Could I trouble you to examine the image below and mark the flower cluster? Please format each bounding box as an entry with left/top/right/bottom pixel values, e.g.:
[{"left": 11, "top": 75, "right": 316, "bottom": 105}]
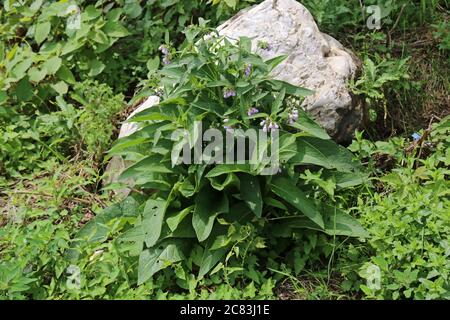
[
  {"left": 257, "top": 40, "right": 272, "bottom": 51},
  {"left": 260, "top": 118, "right": 279, "bottom": 133},
  {"left": 247, "top": 107, "right": 259, "bottom": 116},
  {"left": 223, "top": 88, "right": 237, "bottom": 99},
  {"left": 159, "top": 45, "right": 171, "bottom": 65},
  {"left": 223, "top": 118, "right": 234, "bottom": 133},
  {"left": 287, "top": 107, "right": 299, "bottom": 125},
  {"left": 154, "top": 88, "right": 164, "bottom": 97},
  {"left": 244, "top": 63, "right": 252, "bottom": 77}
]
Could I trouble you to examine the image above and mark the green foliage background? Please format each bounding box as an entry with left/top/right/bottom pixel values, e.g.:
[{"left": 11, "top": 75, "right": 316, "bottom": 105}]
[{"left": 0, "top": 0, "right": 448, "bottom": 300}]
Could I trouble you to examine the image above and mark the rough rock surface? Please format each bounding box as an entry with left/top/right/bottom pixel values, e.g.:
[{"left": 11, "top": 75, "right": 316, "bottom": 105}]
[
  {"left": 105, "top": 0, "right": 363, "bottom": 192},
  {"left": 118, "top": 96, "right": 160, "bottom": 139},
  {"left": 103, "top": 96, "right": 160, "bottom": 196},
  {"left": 217, "top": 0, "right": 362, "bottom": 142}
]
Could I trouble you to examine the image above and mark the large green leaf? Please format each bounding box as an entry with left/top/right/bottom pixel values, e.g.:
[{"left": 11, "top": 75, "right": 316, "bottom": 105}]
[
  {"left": 208, "top": 172, "right": 239, "bottom": 191},
  {"left": 271, "top": 87, "right": 285, "bottom": 115},
  {"left": 289, "top": 109, "right": 330, "bottom": 140},
  {"left": 127, "top": 103, "right": 179, "bottom": 122},
  {"left": 119, "top": 155, "right": 173, "bottom": 180},
  {"left": 166, "top": 206, "right": 194, "bottom": 232},
  {"left": 103, "top": 20, "right": 130, "bottom": 38},
  {"left": 74, "top": 196, "right": 141, "bottom": 243},
  {"left": 279, "top": 133, "right": 297, "bottom": 163},
  {"left": 142, "top": 199, "right": 167, "bottom": 247},
  {"left": 322, "top": 205, "right": 369, "bottom": 238},
  {"left": 271, "top": 205, "right": 369, "bottom": 238},
  {"left": 266, "top": 79, "right": 313, "bottom": 97},
  {"left": 198, "top": 247, "right": 227, "bottom": 280},
  {"left": 322, "top": 170, "right": 368, "bottom": 189},
  {"left": 43, "top": 56, "right": 62, "bottom": 75},
  {"left": 192, "top": 98, "right": 223, "bottom": 116},
  {"left": 271, "top": 177, "right": 324, "bottom": 228},
  {"left": 265, "top": 55, "right": 288, "bottom": 71},
  {"left": 193, "top": 187, "right": 229, "bottom": 242},
  {"left": 138, "top": 240, "right": 185, "bottom": 285},
  {"left": 205, "top": 164, "right": 252, "bottom": 178},
  {"left": 240, "top": 174, "right": 262, "bottom": 217},
  {"left": 290, "top": 137, "right": 360, "bottom": 172},
  {"left": 35, "top": 21, "right": 51, "bottom": 45},
  {"left": 11, "top": 58, "right": 33, "bottom": 80}
]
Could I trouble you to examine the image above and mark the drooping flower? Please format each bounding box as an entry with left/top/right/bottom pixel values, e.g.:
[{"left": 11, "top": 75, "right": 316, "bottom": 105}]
[
  {"left": 162, "top": 56, "right": 171, "bottom": 65},
  {"left": 155, "top": 88, "right": 164, "bottom": 97},
  {"left": 223, "top": 118, "right": 234, "bottom": 133},
  {"left": 159, "top": 45, "right": 172, "bottom": 65},
  {"left": 244, "top": 63, "right": 252, "bottom": 77},
  {"left": 247, "top": 107, "right": 259, "bottom": 116},
  {"left": 223, "top": 88, "right": 237, "bottom": 99},
  {"left": 260, "top": 118, "right": 279, "bottom": 133},
  {"left": 158, "top": 45, "right": 170, "bottom": 55},
  {"left": 287, "top": 107, "right": 299, "bottom": 124}
]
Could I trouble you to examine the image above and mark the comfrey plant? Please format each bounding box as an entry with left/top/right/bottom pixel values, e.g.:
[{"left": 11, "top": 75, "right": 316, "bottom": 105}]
[{"left": 75, "top": 27, "right": 368, "bottom": 286}]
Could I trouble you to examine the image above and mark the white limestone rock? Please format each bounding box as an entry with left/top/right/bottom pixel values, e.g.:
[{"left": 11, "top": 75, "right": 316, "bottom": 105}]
[
  {"left": 217, "top": 0, "right": 362, "bottom": 142},
  {"left": 103, "top": 96, "right": 160, "bottom": 197}
]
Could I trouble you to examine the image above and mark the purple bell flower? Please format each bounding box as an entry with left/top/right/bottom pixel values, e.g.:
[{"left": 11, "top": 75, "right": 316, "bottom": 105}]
[
  {"left": 247, "top": 107, "right": 259, "bottom": 116},
  {"left": 223, "top": 88, "right": 237, "bottom": 99},
  {"left": 287, "top": 107, "right": 299, "bottom": 124},
  {"left": 244, "top": 64, "right": 252, "bottom": 77}
]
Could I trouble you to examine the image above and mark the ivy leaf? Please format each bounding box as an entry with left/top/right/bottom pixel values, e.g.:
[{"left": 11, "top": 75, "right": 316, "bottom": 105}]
[
  {"left": 42, "top": 56, "right": 62, "bottom": 75},
  {"left": 51, "top": 81, "right": 68, "bottom": 95},
  {"left": 146, "top": 56, "right": 160, "bottom": 74},
  {"left": 193, "top": 187, "right": 229, "bottom": 242},
  {"left": 15, "top": 77, "right": 33, "bottom": 101},
  {"left": 88, "top": 59, "right": 105, "bottom": 76},
  {"left": 35, "top": 21, "right": 51, "bottom": 45},
  {"left": 271, "top": 176, "right": 324, "bottom": 229},
  {"left": 56, "top": 65, "right": 76, "bottom": 84},
  {"left": 240, "top": 174, "right": 262, "bottom": 217},
  {"left": 11, "top": 58, "right": 33, "bottom": 80},
  {"left": 28, "top": 67, "right": 47, "bottom": 83},
  {"left": 103, "top": 21, "right": 130, "bottom": 38}
]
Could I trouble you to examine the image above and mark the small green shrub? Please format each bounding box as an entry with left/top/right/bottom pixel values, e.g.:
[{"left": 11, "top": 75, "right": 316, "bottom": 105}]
[
  {"left": 348, "top": 117, "right": 450, "bottom": 299},
  {"left": 433, "top": 20, "right": 450, "bottom": 51},
  {"left": 71, "top": 80, "right": 125, "bottom": 161},
  {"left": 76, "top": 27, "right": 368, "bottom": 290},
  {"left": 350, "top": 54, "right": 410, "bottom": 123}
]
